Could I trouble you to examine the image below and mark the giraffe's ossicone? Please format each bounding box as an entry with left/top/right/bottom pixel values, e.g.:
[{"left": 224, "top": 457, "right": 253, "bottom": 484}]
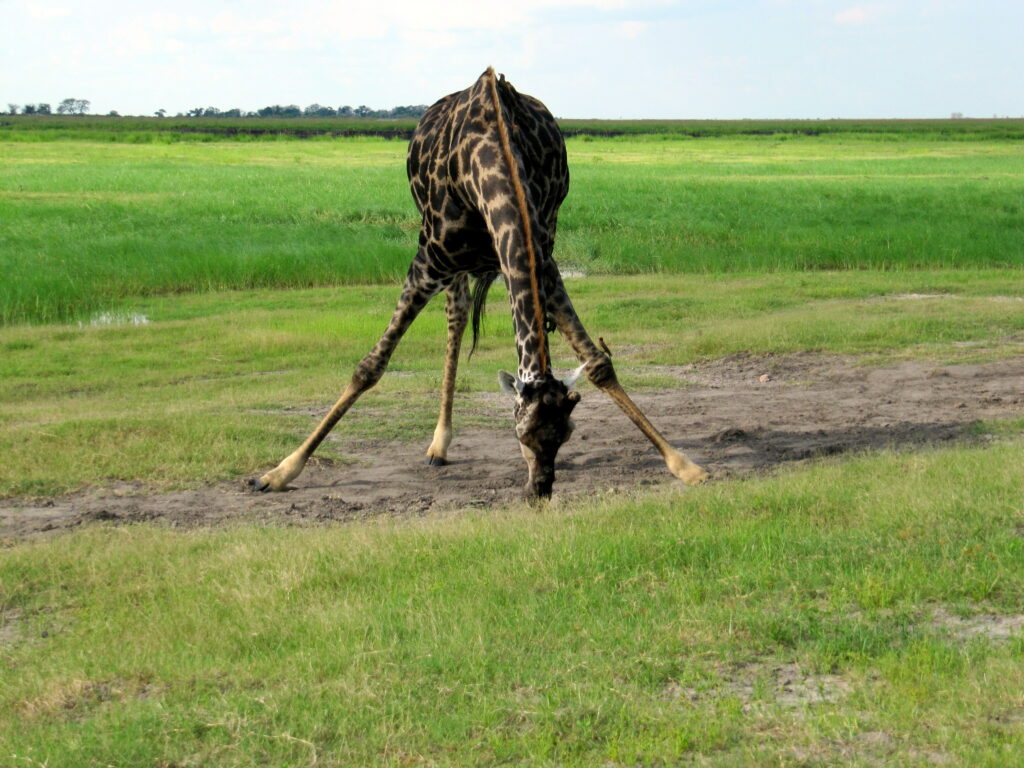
[{"left": 253, "top": 68, "right": 707, "bottom": 498}]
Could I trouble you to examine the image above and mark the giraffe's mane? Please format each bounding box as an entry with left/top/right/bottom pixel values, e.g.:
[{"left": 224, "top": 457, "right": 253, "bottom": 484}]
[{"left": 485, "top": 66, "right": 548, "bottom": 375}]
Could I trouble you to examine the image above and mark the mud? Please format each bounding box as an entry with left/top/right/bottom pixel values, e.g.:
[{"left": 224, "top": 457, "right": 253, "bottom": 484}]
[{"left": 2, "top": 353, "right": 1022, "bottom": 540}]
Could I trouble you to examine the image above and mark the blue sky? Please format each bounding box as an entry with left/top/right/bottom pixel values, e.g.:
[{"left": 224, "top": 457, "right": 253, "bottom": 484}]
[{"left": 2, "top": 0, "right": 1020, "bottom": 119}]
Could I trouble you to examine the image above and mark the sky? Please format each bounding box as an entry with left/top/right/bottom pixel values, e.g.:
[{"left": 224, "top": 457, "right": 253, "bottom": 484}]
[{"left": 2, "top": 0, "right": 1021, "bottom": 119}]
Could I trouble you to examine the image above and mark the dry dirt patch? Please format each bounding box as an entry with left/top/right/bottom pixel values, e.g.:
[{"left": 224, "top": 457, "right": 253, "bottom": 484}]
[
  {"left": 928, "top": 606, "right": 1024, "bottom": 643},
  {"left": 2, "top": 353, "right": 1022, "bottom": 539},
  {"left": 667, "top": 661, "right": 854, "bottom": 712},
  {"left": 0, "top": 611, "right": 23, "bottom": 649}
]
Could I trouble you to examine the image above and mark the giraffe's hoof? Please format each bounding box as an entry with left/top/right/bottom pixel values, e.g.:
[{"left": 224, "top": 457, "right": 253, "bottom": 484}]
[
  {"left": 250, "top": 451, "right": 306, "bottom": 492},
  {"left": 246, "top": 475, "right": 296, "bottom": 493},
  {"left": 680, "top": 464, "right": 710, "bottom": 486},
  {"left": 426, "top": 456, "right": 449, "bottom": 467},
  {"left": 665, "top": 449, "right": 709, "bottom": 486}
]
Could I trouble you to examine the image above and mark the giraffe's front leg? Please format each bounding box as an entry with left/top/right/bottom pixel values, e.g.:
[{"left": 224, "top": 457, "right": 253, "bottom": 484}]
[
  {"left": 544, "top": 265, "right": 708, "bottom": 486},
  {"left": 253, "top": 381, "right": 363, "bottom": 491},
  {"left": 426, "top": 276, "right": 470, "bottom": 466},
  {"left": 251, "top": 266, "right": 439, "bottom": 492},
  {"left": 597, "top": 370, "right": 709, "bottom": 486}
]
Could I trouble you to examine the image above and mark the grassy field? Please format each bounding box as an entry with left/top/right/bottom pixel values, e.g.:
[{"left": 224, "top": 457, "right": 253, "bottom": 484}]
[
  {"left": 2, "top": 439, "right": 1023, "bottom": 765},
  {"left": 2, "top": 129, "right": 1023, "bottom": 324},
  {"left": 2, "top": 271, "right": 1023, "bottom": 498},
  {"left": 2, "top": 125, "right": 1024, "bottom": 765}
]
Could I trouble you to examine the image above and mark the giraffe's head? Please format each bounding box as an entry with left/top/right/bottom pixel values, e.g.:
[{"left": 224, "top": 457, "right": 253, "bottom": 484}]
[{"left": 498, "top": 366, "right": 584, "bottom": 498}]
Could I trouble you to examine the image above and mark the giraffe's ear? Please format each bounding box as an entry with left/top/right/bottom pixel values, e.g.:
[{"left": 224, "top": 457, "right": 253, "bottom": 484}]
[
  {"left": 561, "top": 363, "right": 587, "bottom": 390},
  {"left": 498, "top": 370, "right": 523, "bottom": 395}
]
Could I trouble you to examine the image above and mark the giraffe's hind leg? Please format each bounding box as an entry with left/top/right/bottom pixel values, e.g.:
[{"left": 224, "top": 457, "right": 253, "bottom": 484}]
[
  {"left": 426, "top": 275, "right": 470, "bottom": 466},
  {"left": 253, "top": 267, "right": 440, "bottom": 492},
  {"left": 544, "top": 266, "right": 708, "bottom": 486}
]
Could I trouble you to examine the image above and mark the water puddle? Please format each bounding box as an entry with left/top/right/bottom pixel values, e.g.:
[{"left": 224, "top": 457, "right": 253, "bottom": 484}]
[{"left": 79, "top": 311, "right": 150, "bottom": 328}]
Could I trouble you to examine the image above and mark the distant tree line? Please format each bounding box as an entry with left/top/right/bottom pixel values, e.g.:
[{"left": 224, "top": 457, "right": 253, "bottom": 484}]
[
  {"left": 6, "top": 98, "right": 91, "bottom": 115},
  {"left": 179, "top": 103, "right": 428, "bottom": 119},
  {"left": 3, "top": 100, "right": 426, "bottom": 119}
]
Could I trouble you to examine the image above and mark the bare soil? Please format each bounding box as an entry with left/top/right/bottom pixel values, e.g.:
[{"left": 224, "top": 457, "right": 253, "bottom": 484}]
[{"left": 3, "top": 353, "right": 1022, "bottom": 540}]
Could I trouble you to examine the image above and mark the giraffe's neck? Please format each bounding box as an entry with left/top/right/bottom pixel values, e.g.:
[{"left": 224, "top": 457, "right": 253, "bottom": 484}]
[
  {"left": 511, "top": 274, "right": 550, "bottom": 382},
  {"left": 484, "top": 68, "right": 550, "bottom": 384}
]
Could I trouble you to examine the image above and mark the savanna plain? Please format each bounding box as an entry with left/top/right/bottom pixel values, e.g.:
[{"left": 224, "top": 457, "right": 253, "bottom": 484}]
[{"left": 1, "top": 119, "right": 1023, "bottom": 766}]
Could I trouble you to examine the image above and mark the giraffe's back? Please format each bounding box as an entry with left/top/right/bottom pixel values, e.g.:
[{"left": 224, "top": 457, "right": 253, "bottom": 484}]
[{"left": 406, "top": 70, "right": 569, "bottom": 281}]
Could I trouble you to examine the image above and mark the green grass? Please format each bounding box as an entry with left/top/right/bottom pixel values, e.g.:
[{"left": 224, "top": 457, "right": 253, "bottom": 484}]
[
  {"left": 3, "top": 123, "right": 1023, "bottom": 764},
  {"left": 0, "top": 139, "right": 416, "bottom": 325},
  {"left": 561, "top": 116, "right": 1024, "bottom": 139},
  {"left": 5, "top": 114, "right": 1024, "bottom": 140},
  {"left": 0, "top": 114, "right": 423, "bottom": 142},
  {"left": 2, "top": 133, "right": 1022, "bottom": 325},
  {"left": 1, "top": 271, "right": 1023, "bottom": 498},
  {"left": 2, "top": 439, "right": 1023, "bottom": 765},
  {"left": 559, "top": 135, "right": 1024, "bottom": 273}
]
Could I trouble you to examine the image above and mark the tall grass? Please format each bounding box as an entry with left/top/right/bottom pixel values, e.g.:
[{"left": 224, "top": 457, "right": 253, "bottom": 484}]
[
  {"left": 2, "top": 133, "right": 1023, "bottom": 325},
  {"left": 557, "top": 135, "right": 1024, "bottom": 273},
  {"left": 1, "top": 140, "right": 416, "bottom": 324}
]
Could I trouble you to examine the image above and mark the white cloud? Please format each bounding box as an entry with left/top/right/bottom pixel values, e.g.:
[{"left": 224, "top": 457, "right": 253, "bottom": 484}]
[
  {"left": 19, "top": 0, "right": 676, "bottom": 69},
  {"left": 617, "top": 20, "right": 649, "bottom": 39},
  {"left": 398, "top": 27, "right": 461, "bottom": 50},
  {"left": 26, "top": 3, "right": 71, "bottom": 20},
  {"left": 834, "top": 5, "right": 877, "bottom": 25}
]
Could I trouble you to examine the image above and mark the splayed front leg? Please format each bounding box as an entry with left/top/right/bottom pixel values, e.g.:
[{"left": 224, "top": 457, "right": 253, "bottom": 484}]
[
  {"left": 251, "top": 268, "right": 438, "bottom": 492},
  {"left": 251, "top": 379, "right": 363, "bottom": 492},
  {"left": 600, "top": 375, "right": 709, "bottom": 486},
  {"left": 543, "top": 266, "right": 708, "bottom": 487},
  {"left": 586, "top": 358, "right": 708, "bottom": 486}
]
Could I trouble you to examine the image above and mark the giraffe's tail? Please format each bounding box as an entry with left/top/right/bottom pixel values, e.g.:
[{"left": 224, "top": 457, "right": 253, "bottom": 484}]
[{"left": 468, "top": 270, "right": 499, "bottom": 358}]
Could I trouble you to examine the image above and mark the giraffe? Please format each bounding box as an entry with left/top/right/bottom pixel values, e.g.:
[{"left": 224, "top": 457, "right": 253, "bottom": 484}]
[{"left": 253, "top": 68, "right": 708, "bottom": 497}]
